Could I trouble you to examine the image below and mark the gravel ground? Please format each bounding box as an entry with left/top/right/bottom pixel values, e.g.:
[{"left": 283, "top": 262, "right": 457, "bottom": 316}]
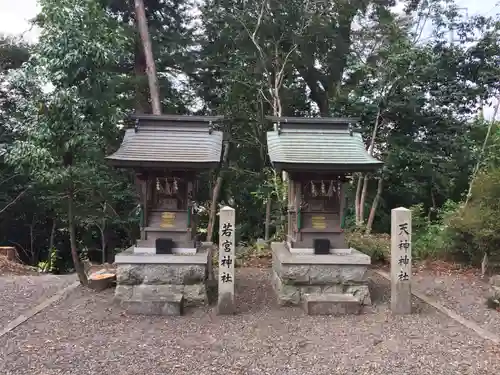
[
  {"left": 0, "top": 274, "right": 77, "bottom": 326},
  {"left": 413, "top": 266, "right": 500, "bottom": 337},
  {"left": 1, "top": 268, "right": 499, "bottom": 375}
]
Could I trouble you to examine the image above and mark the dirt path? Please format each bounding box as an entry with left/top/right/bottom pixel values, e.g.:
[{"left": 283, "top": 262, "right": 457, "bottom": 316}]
[
  {"left": 0, "top": 274, "right": 77, "bottom": 326},
  {"left": 0, "top": 268, "right": 499, "bottom": 375}
]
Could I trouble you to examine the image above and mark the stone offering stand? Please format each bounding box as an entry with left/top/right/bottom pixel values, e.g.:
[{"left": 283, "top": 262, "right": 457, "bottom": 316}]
[
  {"left": 272, "top": 243, "right": 372, "bottom": 315},
  {"left": 114, "top": 245, "right": 211, "bottom": 315}
]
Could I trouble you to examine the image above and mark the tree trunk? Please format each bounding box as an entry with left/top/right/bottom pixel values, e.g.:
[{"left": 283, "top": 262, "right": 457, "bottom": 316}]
[
  {"left": 47, "top": 218, "right": 56, "bottom": 272},
  {"left": 264, "top": 197, "right": 271, "bottom": 241},
  {"left": 358, "top": 175, "right": 369, "bottom": 226},
  {"left": 355, "top": 109, "right": 382, "bottom": 227},
  {"left": 428, "top": 187, "right": 437, "bottom": 221},
  {"left": 355, "top": 175, "right": 362, "bottom": 225},
  {"left": 49, "top": 218, "right": 56, "bottom": 250},
  {"left": 68, "top": 186, "right": 88, "bottom": 286},
  {"left": 358, "top": 109, "right": 382, "bottom": 227},
  {"left": 365, "top": 178, "right": 383, "bottom": 234},
  {"left": 134, "top": 37, "right": 149, "bottom": 113},
  {"left": 206, "top": 141, "right": 230, "bottom": 242},
  {"left": 367, "top": 109, "right": 381, "bottom": 156},
  {"left": 464, "top": 97, "right": 500, "bottom": 208},
  {"left": 99, "top": 226, "right": 106, "bottom": 264},
  {"left": 29, "top": 215, "right": 35, "bottom": 265},
  {"left": 134, "top": 0, "right": 161, "bottom": 115}
]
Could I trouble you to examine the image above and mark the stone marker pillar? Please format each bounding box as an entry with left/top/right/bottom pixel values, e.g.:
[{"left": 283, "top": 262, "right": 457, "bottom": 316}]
[
  {"left": 390, "top": 207, "right": 412, "bottom": 314},
  {"left": 217, "top": 206, "right": 236, "bottom": 314}
]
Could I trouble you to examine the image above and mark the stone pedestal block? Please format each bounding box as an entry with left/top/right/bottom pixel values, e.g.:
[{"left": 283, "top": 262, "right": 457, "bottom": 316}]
[
  {"left": 271, "top": 242, "right": 372, "bottom": 314},
  {"left": 113, "top": 247, "right": 210, "bottom": 315},
  {"left": 121, "top": 296, "right": 183, "bottom": 316},
  {"left": 302, "top": 293, "right": 363, "bottom": 316}
]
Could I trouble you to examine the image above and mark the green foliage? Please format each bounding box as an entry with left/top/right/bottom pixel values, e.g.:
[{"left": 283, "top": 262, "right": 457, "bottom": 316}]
[
  {"left": 0, "top": 0, "right": 499, "bottom": 270},
  {"left": 346, "top": 231, "right": 390, "bottom": 263},
  {"left": 348, "top": 200, "right": 462, "bottom": 263},
  {"left": 37, "top": 247, "right": 60, "bottom": 273},
  {"left": 2, "top": 0, "right": 139, "bottom": 269},
  {"left": 445, "top": 168, "right": 500, "bottom": 264},
  {"left": 410, "top": 201, "right": 459, "bottom": 260}
]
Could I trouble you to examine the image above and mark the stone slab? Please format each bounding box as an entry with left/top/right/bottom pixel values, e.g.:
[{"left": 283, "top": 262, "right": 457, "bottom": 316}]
[
  {"left": 273, "top": 257, "right": 369, "bottom": 285},
  {"left": 490, "top": 275, "right": 500, "bottom": 288},
  {"left": 487, "top": 285, "right": 500, "bottom": 300},
  {"left": 184, "top": 284, "right": 207, "bottom": 305},
  {"left": 114, "top": 285, "right": 134, "bottom": 301},
  {"left": 272, "top": 242, "right": 371, "bottom": 265},
  {"left": 302, "top": 293, "right": 362, "bottom": 316},
  {"left": 132, "top": 284, "right": 184, "bottom": 300},
  {"left": 114, "top": 284, "right": 206, "bottom": 306},
  {"left": 345, "top": 284, "right": 371, "bottom": 305},
  {"left": 133, "top": 247, "right": 197, "bottom": 255},
  {"left": 272, "top": 269, "right": 301, "bottom": 305},
  {"left": 115, "top": 246, "right": 209, "bottom": 265},
  {"left": 288, "top": 246, "right": 353, "bottom": 255},
  {"left": 120, "top": 296, "right": 183, "bottom": 316},
  {"left": 272, "top": 270, "right": 371, "bottom": 306},
  {"left": 116, "top": 263, "right": 206, "bottom": 285}
]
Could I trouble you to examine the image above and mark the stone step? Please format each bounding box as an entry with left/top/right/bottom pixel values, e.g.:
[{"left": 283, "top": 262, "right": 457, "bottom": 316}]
[
  {"left": 119, "top": 293, "right": 184, "bottom": 316},
  {"left": 302, "top": 293, "right": 362, "bottom": 316}
]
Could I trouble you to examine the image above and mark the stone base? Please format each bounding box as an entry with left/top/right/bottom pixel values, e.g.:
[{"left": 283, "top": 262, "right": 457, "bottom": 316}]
[
  {"left": 115, "top": 284, "right": 207, "bottom": 307},
  {"left": 302, "top": 293, "right": 363, "bottom": 315},
  {"left": 114, "top": 246, "right": 210, "bottom": 316},
  {"left": 121, "top": 295, "right": 183, "bottom": 316},
  {"left": 486, "top": 275, "right": 500, "bottom": 304},
  {"left": 271, "top": 242, "right": 372, "bottom": 314},
  {"left": 133, "top": 247, "right": 197, "bottom": 255}
]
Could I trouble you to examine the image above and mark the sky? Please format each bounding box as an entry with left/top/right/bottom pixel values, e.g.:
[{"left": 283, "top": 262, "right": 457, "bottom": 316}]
[
  {"left": 0, "top": 0, "right": 498, "bottom": 118},
  {"left": 1, "top": 0, "right": 498, "bottom": 43}
]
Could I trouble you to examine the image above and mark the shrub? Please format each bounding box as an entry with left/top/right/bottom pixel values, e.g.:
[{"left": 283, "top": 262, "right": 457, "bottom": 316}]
[
  {"left": 347, "top": 200, "right": 460, "bottom": 264},
  {"left": 346, "top": 230, "right": 390, "bottom": 263},
  {"left": 438, "top": 129, "right": 500, "bottom": 265},
  {"left": 410, "top": 201, "right": 459, "bottom": 260},
  {"left": 444, "top": 168, "right": 500, "bottom": 265}
]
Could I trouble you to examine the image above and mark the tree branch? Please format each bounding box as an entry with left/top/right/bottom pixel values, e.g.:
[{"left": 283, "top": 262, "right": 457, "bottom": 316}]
[{"left": 0, "top": 187, "right": 29, "bottom": 215}]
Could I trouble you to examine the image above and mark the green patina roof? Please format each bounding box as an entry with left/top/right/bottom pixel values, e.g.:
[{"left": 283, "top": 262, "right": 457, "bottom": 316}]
[
  {"left": 266, "top": 116, "right": 383, "bottom": 172},
  {"left": 106, "top": 114, "right": 224, "bottom": 169}
]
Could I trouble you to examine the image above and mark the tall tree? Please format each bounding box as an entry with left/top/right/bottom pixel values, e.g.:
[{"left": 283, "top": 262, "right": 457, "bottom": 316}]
[
  {"left": 134, "top": 0, "right": 162, "bottom": 114},
  {"left": 7, "top": 0, "right": 133, "bottom": 283}
]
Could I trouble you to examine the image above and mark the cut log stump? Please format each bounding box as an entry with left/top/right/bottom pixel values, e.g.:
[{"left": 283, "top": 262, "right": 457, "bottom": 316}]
[{"left": 88, "top": 270, "right": 116, "bottom": 292}]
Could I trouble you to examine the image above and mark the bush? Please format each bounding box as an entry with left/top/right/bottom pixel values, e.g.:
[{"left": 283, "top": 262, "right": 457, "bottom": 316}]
[
  {"left": 347, "top": 201, "right": 460, "bottom": 264},
  {"left": 444, "top": 168, "right": 500, "bottom": 264},
  {"left": 346, "top": 230, "right": 390, "bottom": 263},
  {"left": 410, "top": 201, "right": 459, "bottom": 260}
]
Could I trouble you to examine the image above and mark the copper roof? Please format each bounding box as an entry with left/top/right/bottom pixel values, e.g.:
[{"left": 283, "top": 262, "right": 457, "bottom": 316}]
[
  {"left": 106, "top": 115, "right": 224, "bottom": 169},
  {"left": 266, "top": 116, "right": 383, "bottom": 172}
]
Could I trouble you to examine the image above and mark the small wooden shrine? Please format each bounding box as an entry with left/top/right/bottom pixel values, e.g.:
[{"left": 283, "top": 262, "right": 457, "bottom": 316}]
[
  {"left": 267, "top": 116, "right": 382, "bottom": 253},
  {"left": 107, "top": 114, "right": 223, "bottom": 254},
  {"left": 106, "top": 114, "right": 224, "bottom": 316},
  {"left": 267, "top": 116, "right": 383, "bottom": 315}
]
